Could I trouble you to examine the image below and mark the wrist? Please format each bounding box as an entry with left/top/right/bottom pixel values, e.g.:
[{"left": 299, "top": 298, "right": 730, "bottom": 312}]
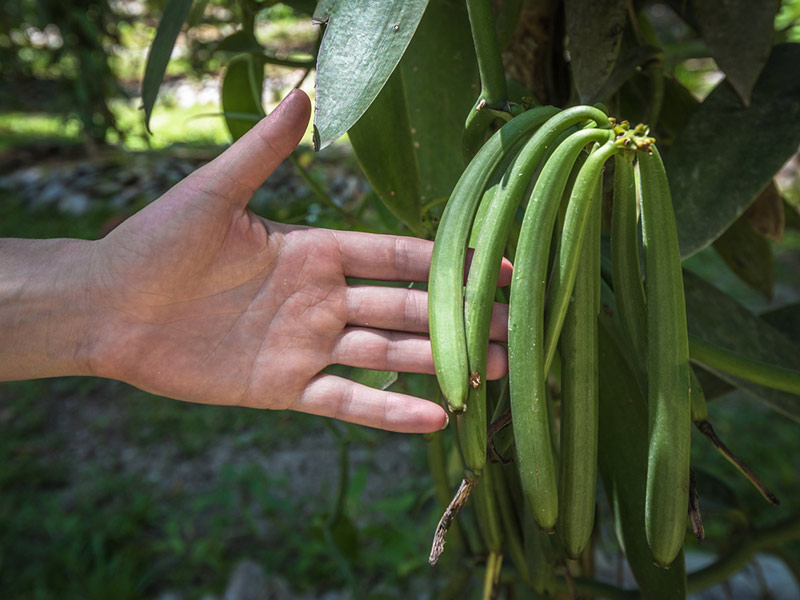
[{"left": 0, "top": 238, "right": 102, "bottom": 380}]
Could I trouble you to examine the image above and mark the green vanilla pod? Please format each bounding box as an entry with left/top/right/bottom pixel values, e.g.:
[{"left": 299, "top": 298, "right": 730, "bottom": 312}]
[
  {"left": 430, "top": 105, "right": 561, "bottom": 413},
  {"left": 542, "top": 136, "right": 619, "bottom": 375},
  {"left": 509, "top": 126, "right": 612, "bottom": 532},
  {"left": 639, "top": 147, "right": 692, "bottom": 568},
  {"left": 558, "top": 170, "right": 601, "bottom": 558},
  {"left": 430, "top": 105, "right": 609, "bottom": 414}
]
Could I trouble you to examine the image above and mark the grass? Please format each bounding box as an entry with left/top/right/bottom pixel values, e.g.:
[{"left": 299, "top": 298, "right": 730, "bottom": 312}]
[
  {"left": 0, "top": 113, "right": 84, "bottom": 151},
  {"left": 0, "top": 377, "right": 438, "bottom": 599},
  {"left": 0, "top": 102, "right": 231, "bottom": 153}
]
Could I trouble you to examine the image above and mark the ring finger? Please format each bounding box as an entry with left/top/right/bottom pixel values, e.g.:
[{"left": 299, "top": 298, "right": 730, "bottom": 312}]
[{"left": 331, "top": 327, "right": 508, "bottom": 379}]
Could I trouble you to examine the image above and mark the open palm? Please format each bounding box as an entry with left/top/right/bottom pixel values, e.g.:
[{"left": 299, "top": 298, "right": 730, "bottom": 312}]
[{"left": 87, "top": 90, "right": 508, "bottom": 433}]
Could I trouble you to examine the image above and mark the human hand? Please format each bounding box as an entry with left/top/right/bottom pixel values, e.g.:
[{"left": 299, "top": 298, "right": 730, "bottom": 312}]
[{"left": 85, "top": 90, "right": 510, "bottom": 433}]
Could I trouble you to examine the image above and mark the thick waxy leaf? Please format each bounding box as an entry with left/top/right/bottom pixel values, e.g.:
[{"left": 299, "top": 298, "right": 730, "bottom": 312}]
[
  {"left": 215, "top": 30, "right": 264, "bottom": 54},
  {"left": 312, "top": 0, "right": 428, "bottom": 151},
  {"left": 761, "top": 303, "right": 800, "bottom": 350},
  {"left": 347, "top": 70, "right": 423, "bottom": 235},
  {"left": 565, "top": 0, "right": 628, "bottom": 103},
  {"left": 346, "top": 0, "right": 477, "bottom": 233},
  {"left": 747, "top": 181, "right": 785, "bottom": 242},
  {"left": 592, "top": 44, "right": 662, "bottom": 105},
  {"left": 221, "top": 54, "right": 265, "bottom": 141},
  {"left": 787, "top": 200, "right": 800, "bottom": 231},
  {"left": 683, "top": 270, "right": 800, "bottom": 422},
  {"left": 665, "top": 44, "right": 800, "bottom": 258},
  {"left": 323, "top": 365, "right": 398, "bottom": 391},
  {"left": 618, "top": 71, "right": 698, "bottom": 144},
  {"left": 597, "top": 315, "right": 688, "bottom": 598},
  {"left": 348, "top": 367, "right": 398, "bottom": 391},
  {"left": 398, "top": 0, "right": 478, "bottom": 203},
  {"left": 712, "top": 212, "right": 774, "bottom": 300},
  {"left": 142, "top": 0, "right": 194, "bottom": 133},
  {"left": 691, "top": 0, "right": 780, "bottom": 105}
]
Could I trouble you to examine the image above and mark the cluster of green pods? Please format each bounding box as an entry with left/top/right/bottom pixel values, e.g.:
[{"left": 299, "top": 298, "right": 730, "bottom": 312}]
[{"left": 428, "top": 106, "right": 692, "bottom": 574}]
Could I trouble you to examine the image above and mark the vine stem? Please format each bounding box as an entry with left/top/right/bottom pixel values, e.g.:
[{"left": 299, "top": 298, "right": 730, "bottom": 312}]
[
  {"left": 553, "top": 576, "right": 639, "bottom": 600},
  {"left": 687, "top": 511, "right": 800, "bottom": 593},
  {"left": 466, "top": 0, "right": 508, "bottom": 109},
  {"left": 262, "top": 53, "right": 315, "bottom": 70},
  {"left": 689, "top": 337, "right": 800, "bottom": 395},
  {"left": 481, "top": 550, "right": 503, "bottom": 600}
]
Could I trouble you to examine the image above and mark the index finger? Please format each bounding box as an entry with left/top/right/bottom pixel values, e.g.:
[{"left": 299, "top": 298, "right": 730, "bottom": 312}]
[
  {"left": 332, "top": 229, "right": 514, "bottom": 285},
  {"left": 333, "top": 230, "right": 434, "bottom": 281}
]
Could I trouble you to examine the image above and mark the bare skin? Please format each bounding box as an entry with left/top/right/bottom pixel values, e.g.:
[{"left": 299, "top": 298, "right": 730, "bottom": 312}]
[{"left": 0, "top": 90, "right": 510, "bottom": 433}]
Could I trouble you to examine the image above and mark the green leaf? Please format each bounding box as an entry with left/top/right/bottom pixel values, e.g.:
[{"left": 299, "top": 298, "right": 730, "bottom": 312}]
[
  {"left": 564, "top": 0, "right": 628, "bottom": 104},
  {"left": 347, "top": 367, "right": 398, "bottom": 391},
  {"left": 760, "top": 303, "right": 800, "bottom": 349},
  {"left": 592, "top": 44, "right": 663, "bottom": 105},
  {"left": 347, "top": 69, "right": 423, "bottom": 235},
  {"left": 215, "top": 30, "right": 264, "bottom": 55},
  {"left": 746, "top": 181, "right": 785, "bottom": 242},
  {"left": 398, "top": 0, "right": 478, "bottom": 203},
  {"left": 664, "top": 44, "right": 800, "bottom": 258},
  {"left": 283, "top": 0, "right": 317, "bottom": 15},
  {"left": 597, "top": 316, "right": 688, "bottom": 599},
  {"left": 312, "top": 0, "right": 429, "bottom": 151},
  {"left": 691, "top": 0, "right": 781, "bottom": 105},
  {"left": 693, "top": 364, "right": 736, "bottom": 400},
  {"left": 787, "top": 200, "right": 800, "bottom": 231},
  {"left": 329, "top": 513, "right": 359, "bottom": 562},
  {"left": 712, "top": 212, "right": 774, "bottom": 300},
  {"left": 683, "top": 270, "right": 800, "bottom": 422},
  {"left": 141, "top": 0, "right": 194, "bottom": 133},
  {"left": 346, "top": 0, "right": 478, "bottom": 234},
  {"left": 221, "top": 54, "right": 266, "bottom": 141}
]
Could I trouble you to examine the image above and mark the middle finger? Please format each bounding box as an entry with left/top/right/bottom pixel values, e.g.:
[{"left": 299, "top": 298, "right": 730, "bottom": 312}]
[{"left": 345, "top": 285, "right": 509, "bottom": 341}]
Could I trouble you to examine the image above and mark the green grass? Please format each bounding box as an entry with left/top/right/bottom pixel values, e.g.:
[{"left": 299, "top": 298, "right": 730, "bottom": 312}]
[
  {"left": 110, "top": 100, "right": 232, "bottom": 150},
  {"left": 0, "top": 113, "right": 83, "bottom": 151},
  {"left": 0, "top": 377, "right": 437, "bottom": 599}
]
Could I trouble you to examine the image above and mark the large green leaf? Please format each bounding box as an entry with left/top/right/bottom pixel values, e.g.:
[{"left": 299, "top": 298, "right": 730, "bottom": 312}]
[
  {"left": 311, "top": 0, "right": 428, "bottom": 151},
  {"left": 215, "top": 29, "right": 264, "bottom": 55},
  {"left": 348, "top": 367, "right": 398, "bottom": 391},
  {"left": 565, "top": 0, "right": 628, "bottom": 104},
  {"left": 141, "top": 0, "right": 194, "bottom": 133},
  {"left": 347, "top": 69, "right": 423, "bottom": 235},
  {"left": 322, "top": 365, "right": 398, "bottom": 391},
  {"left": 683, "top": 270, "right": 800, "bottom": 422},
  {"left": 664, "top": 43, "right": 800, "bottom": 258},
  {"left": 761, "top": 303, "right": 800, "bottom": 349},
  {"left": 597, "top": 316, "right": 688, "bottom": 598},
  {"left": 398, "top": 0, "right": 478, "bottom": 203},
  {"left": 691, "top": 0, "right": 780, "bottom": 106},
  {"left": 345, "top": 0, "right": 478, "bottom": 233},
  {"left": 712, "top": 212, "right": 774, "bottom": 300},
  {"left": 221, "top": 54, "right": 265, "bottom": 141},
  {"left": 746, "top": 180, "right": 785, "bottom": 242}
]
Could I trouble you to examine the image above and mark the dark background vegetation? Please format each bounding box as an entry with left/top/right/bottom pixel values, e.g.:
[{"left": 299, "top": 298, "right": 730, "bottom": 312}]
[{"left": 1, "top": 1, "right": 800, "bottom": 599}]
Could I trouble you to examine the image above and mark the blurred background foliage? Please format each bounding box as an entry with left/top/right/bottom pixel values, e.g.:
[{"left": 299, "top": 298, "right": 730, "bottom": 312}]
[{"left": 1, "top": 1, "right": 800, "bottom": 599}]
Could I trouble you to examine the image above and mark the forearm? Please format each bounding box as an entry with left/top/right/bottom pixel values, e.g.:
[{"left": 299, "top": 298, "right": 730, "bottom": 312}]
[{"left": 0, "top": 238, "right": 99, "bottom": 380}]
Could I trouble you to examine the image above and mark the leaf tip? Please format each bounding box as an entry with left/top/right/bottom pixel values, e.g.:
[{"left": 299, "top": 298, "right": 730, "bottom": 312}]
[{"left": 312, "top": 124, "right": 322, "bottom": 152}]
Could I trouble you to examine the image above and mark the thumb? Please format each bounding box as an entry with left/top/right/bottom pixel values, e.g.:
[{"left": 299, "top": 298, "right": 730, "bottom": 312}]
[{"left": 205, "top": 89, "right": 312, "bottom": 201}]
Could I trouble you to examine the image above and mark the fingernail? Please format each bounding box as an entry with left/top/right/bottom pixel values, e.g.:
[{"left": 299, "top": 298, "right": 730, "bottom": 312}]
[{"left": 441, "top": 412, "right": 450, "bottom": 430}]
